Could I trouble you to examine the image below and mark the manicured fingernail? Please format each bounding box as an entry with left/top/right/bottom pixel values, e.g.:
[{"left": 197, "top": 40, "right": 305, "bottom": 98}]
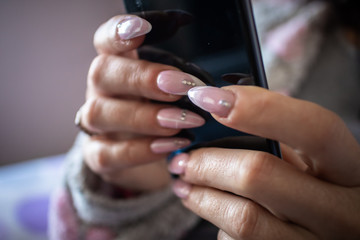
[
  {"left": 157, "top": 70, "right": 206, "bottom": 95},
  {"left": 168, "top": 153, "right": 189, "bottom": 175},
  {"left": 188, "top": 86, "right": 235, "bottom": 117},
  {"left": 150, "top": 138, "right": 191, "bottom": 154},
  {"left": 157, "top": 108, "right": 205, "bottom": 129},
  {"left": 116, "top": 16, "right": 152, "bottom": 40},
  {"left": 172, "top": 180, "right": 192, "bottom": 199}
]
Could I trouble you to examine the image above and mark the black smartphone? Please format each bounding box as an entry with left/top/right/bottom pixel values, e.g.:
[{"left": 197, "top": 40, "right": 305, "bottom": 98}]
[{"left": 124, "top": 0, "right": 282, "bottom": 158}]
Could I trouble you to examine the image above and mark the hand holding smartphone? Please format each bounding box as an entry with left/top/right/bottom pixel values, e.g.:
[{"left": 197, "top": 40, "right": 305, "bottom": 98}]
[{"left": 124, "top": 0, "right": 281, "bottom": 157}]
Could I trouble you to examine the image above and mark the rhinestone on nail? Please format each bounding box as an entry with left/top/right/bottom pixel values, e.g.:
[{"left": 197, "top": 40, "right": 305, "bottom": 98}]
[
  {"left": 182, "top": 79, "right": 196, "bottom": 87},
  {"left": 219, "top": 100, "right": 231, "bottom": 108},
  {"left": 180, "top": 110, "right": 187, "bottom": 121}
]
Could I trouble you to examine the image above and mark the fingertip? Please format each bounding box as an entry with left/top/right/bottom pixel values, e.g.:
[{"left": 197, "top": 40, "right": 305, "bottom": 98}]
[
  {"left": 187, "top": 86, "right": 235, "bottom": 118},
  {"left": 168, "top": 153, "right": 189, "bottom": 175},
  {"left": 172, "top": 179, "right": 192, "bottom": 199},
  {"left": 94, "top": 15, "right": 151, "bottom": 54},
  {"left": 116, "top": 15, "right": 152, "bottom": 40}
]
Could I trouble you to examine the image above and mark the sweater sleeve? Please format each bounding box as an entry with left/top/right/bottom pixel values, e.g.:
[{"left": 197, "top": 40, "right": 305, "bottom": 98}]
[{"left": 49, "top": 133, "right": 200, "bottom": 240}]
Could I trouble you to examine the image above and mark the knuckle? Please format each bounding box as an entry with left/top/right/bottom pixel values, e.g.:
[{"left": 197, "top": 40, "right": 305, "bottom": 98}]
[
  {"left": 239, "top": 152, "right": 275, "bottom": 191},
  {"left": 231, "top": 201, "right": 259, "bottom": 238},
  {"left": 87, "top": 54, "right": 108, "bottom": 89}
]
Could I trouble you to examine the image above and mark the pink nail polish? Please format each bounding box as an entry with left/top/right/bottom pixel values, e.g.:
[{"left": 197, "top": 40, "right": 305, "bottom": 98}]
[
  {"left": 168, "top": 153, "right": 189, "bottom": 175},
  {"left": 188, "top": 86, "right": 235, "bottom": 117},
  {"left": 150, "top": 138, "right": 191, "bottom": 154},
  {"left": 116, "top": 16, "right": 152, "bottom": 40},
  {"left": 157, "top": 108, "right": 205, "bottom": 129},
  {"left": 157, "top": 70, "right": 206, "bottom": 95},
  {"left": 172, "top": 180, "right": 192, "bottom": 199}
]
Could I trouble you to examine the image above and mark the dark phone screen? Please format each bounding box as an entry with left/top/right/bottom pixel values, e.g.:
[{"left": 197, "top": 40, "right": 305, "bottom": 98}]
[
  {"left": 125, "top": 0, "right": 250, "bottom": 82},
  {"left": 124, "top": 0, "right": 281, "bottom": 157}
]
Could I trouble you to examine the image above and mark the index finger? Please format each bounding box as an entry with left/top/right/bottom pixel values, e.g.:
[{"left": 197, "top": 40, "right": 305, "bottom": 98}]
[
  {"left": 187, "top": 86, "right": 360, "bottom": 186},
  {"left": 94, "top": 15, "right": 151, "bottom": 55}
]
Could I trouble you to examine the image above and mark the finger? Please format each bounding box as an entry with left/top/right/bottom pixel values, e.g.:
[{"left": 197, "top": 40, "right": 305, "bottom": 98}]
[
  {"left": 79, "top": 97, "right": 205, "bottom": 135},
  {"left": 88, "top": 54, "right": 203, "bottom": 101},
  {"left": 187, "top": 86, "right": 360, "bottom": 186},
  {"left": 94, "top": 15, "right": 151, "bottom": 55},
  {"left": 83, "top": 136, "right": 171, "bottom": 191},
  {"left": 103, "top": 160, "right": 171, "bottom": 191},
  {"left": 171, "top": 149, "right": 360, "bottom": 239},
  {"left": 173, "top": 183, "right": 314, "bottom": 240},
  {"left": 83, "top": 136, "right": 187, "bottom": 173}
]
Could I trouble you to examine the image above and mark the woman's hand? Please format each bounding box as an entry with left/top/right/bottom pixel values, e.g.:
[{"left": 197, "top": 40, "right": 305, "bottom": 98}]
[
  {"left": 168, "top": 86, "right": 360, "bottom": 239},
  {"left": 76, "top": 15, "right": 206, "bottom": 192}
]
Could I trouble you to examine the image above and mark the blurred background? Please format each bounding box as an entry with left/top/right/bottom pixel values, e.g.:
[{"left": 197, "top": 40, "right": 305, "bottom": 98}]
[
  {"left": 0, "top": 0, "right": 358, "bottom": 239},
  {"left": 0, "top": 0, "right": 125, "bottom": 165}
]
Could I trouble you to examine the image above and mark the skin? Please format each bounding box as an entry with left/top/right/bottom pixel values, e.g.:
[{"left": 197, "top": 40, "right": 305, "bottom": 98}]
[
  {"left": 177, "top": 87, "right": 360, "bottom": 239},
  {"left": 78, "top": 15, "right": 360, "bottom": 239},
  {"left": 81, "top": 15, "right": 180, "bottom": 191}
]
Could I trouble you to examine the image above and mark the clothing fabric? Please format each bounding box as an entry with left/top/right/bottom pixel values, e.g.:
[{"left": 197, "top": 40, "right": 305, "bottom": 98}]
[
  {"left": 49, "top": 134, "right": 200, "bottom": 240},
  {"left": 49, "top": 1, "right": 359, "bottom": 239}
]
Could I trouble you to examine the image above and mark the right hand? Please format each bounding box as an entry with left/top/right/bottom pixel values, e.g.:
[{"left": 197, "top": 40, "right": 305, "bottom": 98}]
[{"left": 77, "top": 15, "right": 206, "bottom": 192}]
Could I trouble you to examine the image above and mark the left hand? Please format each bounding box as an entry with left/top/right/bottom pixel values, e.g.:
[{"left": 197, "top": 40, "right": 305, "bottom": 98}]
[
  {"left": 77, "top": 15, "right": 206, "bottom": 192},
  {"left": 168, "top": 85, "right": 360, "bottom": 239}
]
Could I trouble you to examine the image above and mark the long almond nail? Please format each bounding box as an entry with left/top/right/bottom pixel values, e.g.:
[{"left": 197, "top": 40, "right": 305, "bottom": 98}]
[
  {"left": 157, "top": 108, "right": 205, "bottom": 129},
  {"left": 116, "top": 16, "right": 152, "bottom": 40},
  {"left": 150, "top": 138, "right": 191, "bottom": 154},
  {"left": 188, "top": 86, "right": 235, "bottom": 117},
  {"left": 157, "top": 70, "right": 206, "bottom": 95}
]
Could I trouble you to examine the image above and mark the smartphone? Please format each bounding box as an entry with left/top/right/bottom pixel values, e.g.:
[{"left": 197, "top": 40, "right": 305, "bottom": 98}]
[{"left": 124, "top": 0, "right": 282, "bottom": 158}]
